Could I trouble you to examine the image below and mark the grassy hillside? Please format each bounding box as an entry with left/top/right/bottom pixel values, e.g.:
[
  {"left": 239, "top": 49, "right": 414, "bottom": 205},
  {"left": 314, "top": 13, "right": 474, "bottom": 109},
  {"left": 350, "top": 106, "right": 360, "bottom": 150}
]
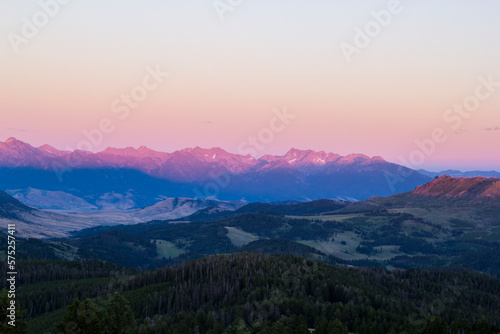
[{"left": 61, "top": 206, "right": 500, "bottom": 276}]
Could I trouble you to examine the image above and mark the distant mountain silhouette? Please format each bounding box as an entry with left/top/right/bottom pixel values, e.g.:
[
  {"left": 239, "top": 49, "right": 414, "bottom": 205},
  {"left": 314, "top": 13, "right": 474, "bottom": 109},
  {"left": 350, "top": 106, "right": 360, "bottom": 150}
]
[
  {"left": 418, "top": 169, "right": 500, "bottom": 179},
  {"left": 0, "top": 138, "right": 430, "bottom": 203}
]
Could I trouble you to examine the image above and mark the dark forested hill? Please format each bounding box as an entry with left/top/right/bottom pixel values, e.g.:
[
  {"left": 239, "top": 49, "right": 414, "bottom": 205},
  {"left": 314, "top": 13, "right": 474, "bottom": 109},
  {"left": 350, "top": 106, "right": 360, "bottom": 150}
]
[
  {"left": 0, "top": 190, "right": 34, "bottom": 219},
  {"left": 5, "top": 253, "right": 500, "bottom": 334}
]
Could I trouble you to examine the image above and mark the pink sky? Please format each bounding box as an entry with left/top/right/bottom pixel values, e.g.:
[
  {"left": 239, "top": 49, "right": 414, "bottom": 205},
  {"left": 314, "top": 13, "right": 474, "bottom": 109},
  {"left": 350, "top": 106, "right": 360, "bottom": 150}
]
[{"left": 1, "top": 1, "right": 499, "bottom": 171}]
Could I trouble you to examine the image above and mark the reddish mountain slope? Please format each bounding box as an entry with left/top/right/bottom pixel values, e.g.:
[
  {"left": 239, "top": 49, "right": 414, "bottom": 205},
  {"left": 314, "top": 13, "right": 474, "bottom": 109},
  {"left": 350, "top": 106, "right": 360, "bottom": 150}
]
[{"left": 412, "top": 175, "right": 500, "bottom": 201}]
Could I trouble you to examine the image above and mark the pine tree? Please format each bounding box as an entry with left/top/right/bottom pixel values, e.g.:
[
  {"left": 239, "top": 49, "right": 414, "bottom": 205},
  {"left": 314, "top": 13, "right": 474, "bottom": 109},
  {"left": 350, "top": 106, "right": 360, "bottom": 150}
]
[
  {"left": 105, "top": 293, "right": 136, "bottom": 334},
  {"left": 56, "top": 299, "right": 104, "bottom": 334}
]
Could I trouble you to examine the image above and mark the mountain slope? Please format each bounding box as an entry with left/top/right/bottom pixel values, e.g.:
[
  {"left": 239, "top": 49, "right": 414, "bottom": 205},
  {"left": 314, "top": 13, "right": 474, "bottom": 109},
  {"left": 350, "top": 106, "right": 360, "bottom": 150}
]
[
  {"left": 7, "top": 188, "right": 98, "bottom": 211},
  {"left": 0, "top": 191, "right": 246, "bottom": 238},
  {"left": 0, "top": 138, "right": 432, "bottom": 202},
  {"left": 175, "top": 199, "right": 349, "bottom": 222},
  {"left": 0, "top": 190, "right": 34, "bottom": 219},
  {"left": 127, "top": 197, "right": 245, "bottom": 221},
  {"left": 343, "top": 175, "right": 500, "bottom": 209},
  {"left": 411, "top": 175, "right": 500, "bottom": 202},
  {"left": 339, "top": 175, "right": 500, "bottom": 237},
  {"left": 0, "top": 190, "right": 83, "bottom": 238}
]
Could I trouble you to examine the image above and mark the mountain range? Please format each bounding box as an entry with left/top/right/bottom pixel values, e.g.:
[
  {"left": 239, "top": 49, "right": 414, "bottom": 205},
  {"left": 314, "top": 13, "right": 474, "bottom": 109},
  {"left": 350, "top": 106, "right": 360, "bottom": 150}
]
[
  {"left": 0, "top": 137, "right": 432, "bottom": 206},
  {"left": 2, "top": 138, "right": 499, "bottom": 209},
  {"left": 417, "top": 169, "right": 500, "bottom": 179}
]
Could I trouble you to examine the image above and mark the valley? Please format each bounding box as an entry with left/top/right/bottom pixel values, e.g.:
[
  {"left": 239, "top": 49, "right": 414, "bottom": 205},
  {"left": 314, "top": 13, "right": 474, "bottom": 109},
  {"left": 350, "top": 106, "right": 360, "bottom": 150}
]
[
  {"left": 2, "top": 176, "right": 500, "bottom": 277},
  {"left": 1, "top": 148, "right": 500, "bottom": 333}
]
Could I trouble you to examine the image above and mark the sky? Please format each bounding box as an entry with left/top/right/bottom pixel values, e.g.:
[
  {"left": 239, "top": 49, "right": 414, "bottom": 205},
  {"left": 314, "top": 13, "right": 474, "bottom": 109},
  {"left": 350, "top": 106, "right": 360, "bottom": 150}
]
[{"left": 1, "top": 0, "right": 499, "bottom": 171}]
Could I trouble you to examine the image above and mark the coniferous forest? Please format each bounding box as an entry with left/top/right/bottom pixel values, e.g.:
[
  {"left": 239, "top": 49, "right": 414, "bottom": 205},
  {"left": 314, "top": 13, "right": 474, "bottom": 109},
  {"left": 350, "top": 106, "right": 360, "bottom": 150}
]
[{"left": 2, "top": 253, "right": 500, "bottom": 334}]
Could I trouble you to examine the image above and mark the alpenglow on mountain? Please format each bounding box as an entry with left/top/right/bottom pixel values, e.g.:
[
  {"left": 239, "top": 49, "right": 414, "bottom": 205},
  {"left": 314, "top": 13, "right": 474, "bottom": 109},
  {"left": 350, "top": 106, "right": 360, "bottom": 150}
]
[{"left": 0, "top": 138, "right": 431, "bottom": 205}]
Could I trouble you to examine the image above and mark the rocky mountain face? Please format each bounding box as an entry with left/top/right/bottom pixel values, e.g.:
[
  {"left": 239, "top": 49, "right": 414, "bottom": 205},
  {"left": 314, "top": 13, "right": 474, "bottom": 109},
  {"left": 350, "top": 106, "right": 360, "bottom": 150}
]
[
  {"left": 412, "top": 175, "right": 500, "bottom": 202},
  {"left": 0, "top": 138, "right": 430, "bottom": 203}
]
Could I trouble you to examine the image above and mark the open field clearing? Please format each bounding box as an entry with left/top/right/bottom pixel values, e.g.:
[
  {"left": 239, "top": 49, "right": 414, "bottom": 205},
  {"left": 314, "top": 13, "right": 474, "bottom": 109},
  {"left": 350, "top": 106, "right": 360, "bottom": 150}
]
[
  {"left": 154, "top": 239, "right": 186, "bottom": 258},
  {"left": 225, "top": 227, "right": 260, "bottom": 247}
]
